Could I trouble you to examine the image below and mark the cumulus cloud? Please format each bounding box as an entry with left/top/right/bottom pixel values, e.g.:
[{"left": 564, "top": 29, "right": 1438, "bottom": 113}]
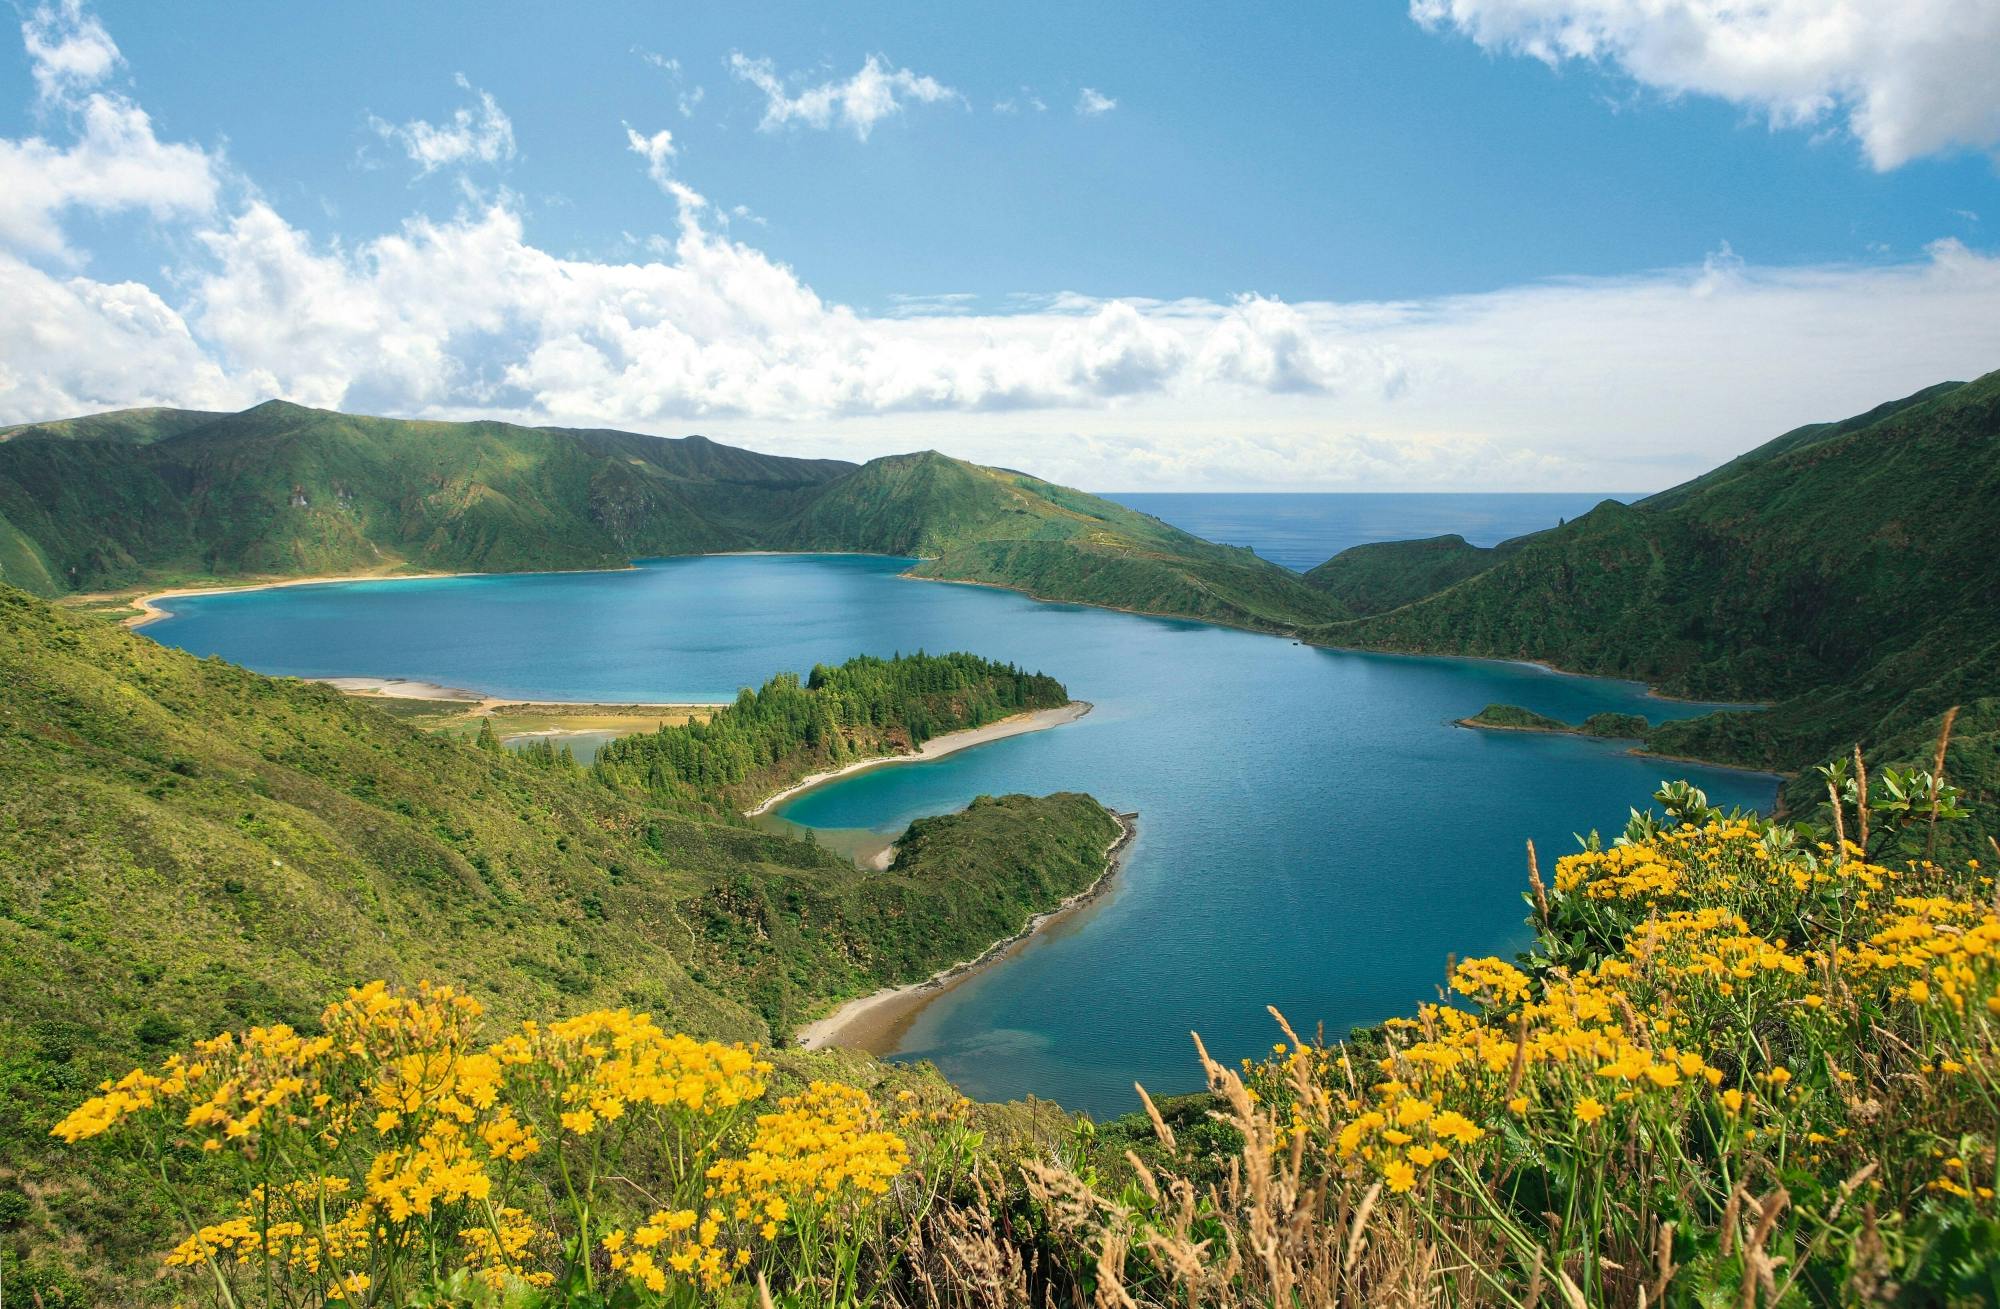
[
  {"left": 370, "top": 74, "right": 516, "bottom": 176},
  {"left": 0, "top": 252, "right": 250, "bottom": 418},
  {"left": 20, "top": 0, "right": 121, "bottom": 103},
  {"left": 0, "top": 0, "right": 219, "bottom": 261},
  {"left": 728, "top": 52, "right": 959, "bottom": 139},
  {"left": 1410, "top": 0, "right": 2000, "bottom": 169},
  {"left": 1076, "top": 87, "right": 1117, "bottom": 116}
]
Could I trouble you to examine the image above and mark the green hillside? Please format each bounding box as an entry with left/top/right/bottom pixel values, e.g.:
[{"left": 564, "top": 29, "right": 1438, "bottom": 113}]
[
  {"left": 0, "top": 582, "right": 1123, "bottom": 1296},
  {"left": 0, "top": 402, "right": 858, "bottom": 595},
  {"left": 1302, "top": 531, "right": 1522, "bottom": 616},
  {"left": 1305, "top": 371, "right": 2000, "bottom": 848},
  {"left": 0, "top": 405, "right": 229, "bottom": 445},
  {"left": 0, "top": 400, "right": 1338, "bottom": 632},
  {"left": 784, "top": 454, "right": 1339, "bottom": 628}
]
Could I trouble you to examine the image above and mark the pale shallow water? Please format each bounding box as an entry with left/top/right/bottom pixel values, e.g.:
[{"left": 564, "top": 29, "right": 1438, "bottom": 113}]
[{"left": 148, "top": 553, "right": 1772, "bottom": 1116}]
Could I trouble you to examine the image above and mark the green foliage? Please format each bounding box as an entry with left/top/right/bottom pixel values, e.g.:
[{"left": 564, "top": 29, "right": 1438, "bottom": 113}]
[
  {"left": 1460, "top": 703, "right": 1570, "bottom": 732},
  {"left": 689, "top": 793, "right": 1124, "bottom": 1033},
  {"left": 1460, "top": 703, "right": 1651, "bottom": 739},
  {"left": 593, "top": 652, "right": 1068, "bottom": 813},
  {"left": 779, "top": 454, "right": 1341, "bottom": 630},
  {"left": 1579, "top": 711, "right": 1650, "bottom": 738},
  {"left": 1302, "top": 531, "right": 1520, "bottom": 616}
]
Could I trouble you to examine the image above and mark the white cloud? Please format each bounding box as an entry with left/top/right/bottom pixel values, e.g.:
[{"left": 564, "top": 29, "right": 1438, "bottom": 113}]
[
  {"left": 0, "top": 0, "right": 217, "bottom": 261},
  {"left": 20, "top": 0, "right": 121, "bottom": 104},
  {"left": 1076, "top": 87, "right": 1118, "bottom": 116},
  {"left": 370, "top": 74, "right": 516, "bottom": 176},
  {"left": 995, "top": 88, "right": 1049, "bottom": 114},
  {"left": 0, "top": 94, "right": 219, "bottom": 260},
  {"left": 728, "top": 53, "right": 959, "bottom": 140},
  {"left": 623, "top": 124, "right": 708, "bottom": 214},
  {"left": 1410, "top": 0, "right": 2000, "bottom": 169},
  {"left": 638, "top": 50, "right": 705, "bottom": 118},
  {"left": 0, "top": 252, "right": 250, "bottom": 417}
]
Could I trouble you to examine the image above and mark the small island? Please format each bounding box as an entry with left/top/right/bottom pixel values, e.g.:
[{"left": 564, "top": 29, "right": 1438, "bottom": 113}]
[{"left": 1457, "top": 702, "right": 1650, "bottom": 739}]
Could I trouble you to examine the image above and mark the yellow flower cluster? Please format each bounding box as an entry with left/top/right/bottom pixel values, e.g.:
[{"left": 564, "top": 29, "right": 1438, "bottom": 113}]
[
  {"left": 599, "top": 1080, "right": 909, "bottom": 1297},
  {"left": 51, "top": 980, "right": 880, "bottom": 1303},
  {"left": 1304, "top": 822, "right": 2000, "bottom": 1213}
]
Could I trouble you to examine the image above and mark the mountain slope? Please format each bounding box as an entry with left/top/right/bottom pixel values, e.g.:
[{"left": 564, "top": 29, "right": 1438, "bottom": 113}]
[
  {"left": 0, "top": 402, "right": 859, "bottom": 595},
  {"left": 1302, "top": 531, "right": 1526, "bottom": 617},
  {"left": 0, "top": 400, "right": 1341, "bottom": 632},
  {"left": 787, "top": 453, "right": 1343, "bottom": 629},
  {"left": 1305, "top": 371, "right": 2000, "bottom": 847}
]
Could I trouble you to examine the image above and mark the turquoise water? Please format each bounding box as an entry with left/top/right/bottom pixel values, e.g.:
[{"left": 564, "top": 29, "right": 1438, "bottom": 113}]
[
  {"left": 1107, "top": 491, "right": 1635, "bottom": 571},
  {"left": 146, "top": 554, "right": 1773, "bottom": 1116}
]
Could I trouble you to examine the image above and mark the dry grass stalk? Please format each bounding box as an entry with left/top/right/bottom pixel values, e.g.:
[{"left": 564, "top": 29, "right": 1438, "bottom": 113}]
[
  {"left": 1852, "top": 744, "right": 1870, "bottom": 850},
  {"left": 1926, "top": 705, "right": 1960, "bottom": 859},
  {"left": 1527, "top": 839, "right": 1551, "bottom": 925},
  {"left": 1135, "top": 1083, "right": 1176, "bottom": 1153}
]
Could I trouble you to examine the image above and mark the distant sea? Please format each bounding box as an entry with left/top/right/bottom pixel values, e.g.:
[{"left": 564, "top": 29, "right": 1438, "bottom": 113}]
[{"left": 1104, "top": 492, "right": 1638, "bottom": 572}]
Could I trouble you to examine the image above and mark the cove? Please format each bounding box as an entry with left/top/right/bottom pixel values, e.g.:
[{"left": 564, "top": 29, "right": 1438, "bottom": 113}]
[{"left": 144, "top": 554, "right": 1776, "bottom": 1117}]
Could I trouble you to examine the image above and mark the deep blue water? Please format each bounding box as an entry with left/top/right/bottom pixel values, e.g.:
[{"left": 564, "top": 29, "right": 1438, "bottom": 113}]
[
  {"left": 146, "top": 554, "right": 1771, "bottom": 1117},
  {"left": 1106, "top": 492, "right": 1636, "bottom": 572}
]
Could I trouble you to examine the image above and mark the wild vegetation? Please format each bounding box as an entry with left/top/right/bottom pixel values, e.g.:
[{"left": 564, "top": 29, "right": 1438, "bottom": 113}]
[
  {"left": 592, "top": 652, "right": 1069, "bottom": 815},
  {"left": 0, "top": 586, "right": 1112, "bottom": 1302},
  {"left": 1462, "top": 703, "right": 1651, "bottom": 739},
  {"left": 1307, "top": 370, "right": 2000, "bottom": 855},
  {"left": 0, "top": 401, "right": 1336, "bottom": 631},
  {"left": 44, "top": 756, "right": 2000, "bottom": 1306},
  {"left": 782, "top": 454, "right": 1338, "bottom": 630},
  {"left": 1302, "top": 532, "right": 1506, "bottom": 617}
]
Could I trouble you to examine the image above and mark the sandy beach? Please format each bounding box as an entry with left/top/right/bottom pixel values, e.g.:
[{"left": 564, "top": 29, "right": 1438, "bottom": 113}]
[
  {"left": 318, "top": 675, "right": 487, "bottom": 701},
  {"left": 742, "top": 700, "right": 1093, "bottom": 817},
  {"left": 795, "top": 809, "right": 1136, "bottom": 1053},
  {"left": 119, "top": 570, "right": 478, "bottom": 628}
]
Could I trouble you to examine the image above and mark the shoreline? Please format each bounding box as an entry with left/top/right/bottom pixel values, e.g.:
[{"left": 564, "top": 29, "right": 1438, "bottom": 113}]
[
  {"left": 112, "top": 562, "right": 662, "bottom": 630},
  {"left": 121, "top": 570, "right": 481, "bottom": 628},
  {"left": 742, "top": 700, "right": 1093, "bottom": 818},
  {"left": 1454, "top": 713, "right": 1788, "bottom": 787},
  {"left": 795, "top": 809, "right": 1137, "bottom": 1053},
  {"left": 111, "top": 554, "right": 1783, "bottom": 786},
  {"left": 317, "top": 675, "right": 726, "bottom": 713}
]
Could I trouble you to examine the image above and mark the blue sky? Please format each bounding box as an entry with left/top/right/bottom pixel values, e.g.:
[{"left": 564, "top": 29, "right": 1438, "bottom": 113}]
[{"left": 4, "top": 0, "right": 1999, "bottom": 489}]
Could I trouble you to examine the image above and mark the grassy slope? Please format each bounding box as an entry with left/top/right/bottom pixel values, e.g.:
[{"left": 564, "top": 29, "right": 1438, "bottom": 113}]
[
  {"left": 783, "top": 452, "right": 1339, "bottom": 629},
  {"left": 1, "top": 404, "right": 1342, "bottom": 633},
  {"left": 0, "top": 584, "right": 1113, "bottom": 1294},
  {"left": 1304, "top": 372, "right": 2000, "bottom": 849},
  {"left": 694, "top": 793, "right": 1122, "bottom": 1024},
  {"left": 0, "top": 402, "right": 861, "bottom": 594},
  {"left": 0, "top": 585, "right": 1120, "bottom": 1044},
  {"left": 1302, "top": 532, "right": 1528, "bottom": 617}
]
